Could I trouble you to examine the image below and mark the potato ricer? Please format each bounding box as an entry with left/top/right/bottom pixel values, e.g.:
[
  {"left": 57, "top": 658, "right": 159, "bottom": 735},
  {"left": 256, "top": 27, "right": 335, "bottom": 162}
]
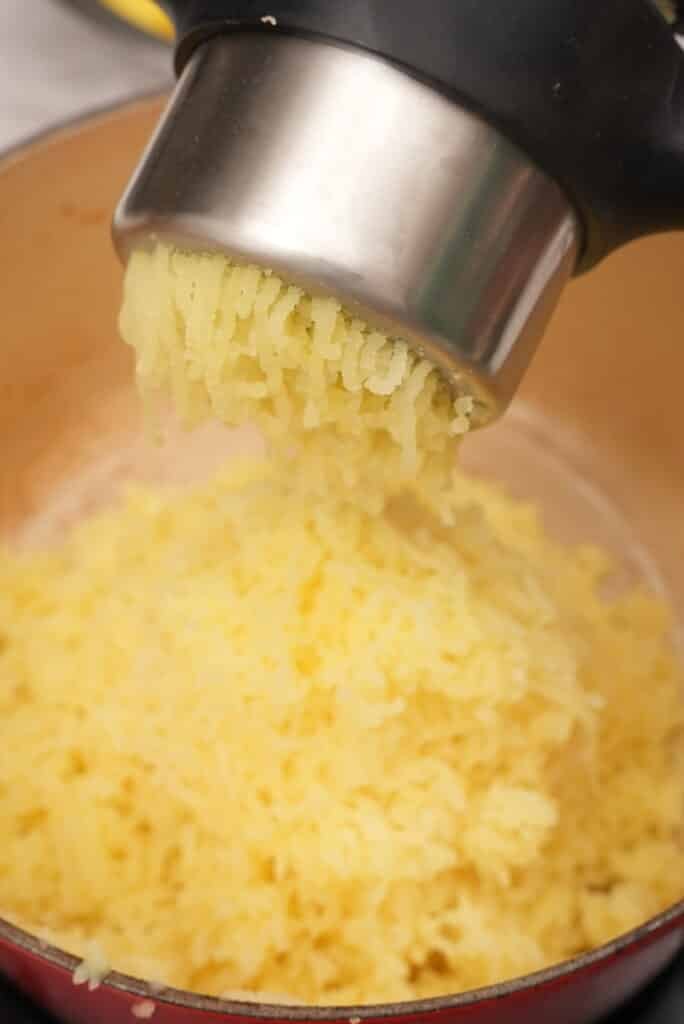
[{"left": 113, "top": 1, "right": 684, "bottom": 423}]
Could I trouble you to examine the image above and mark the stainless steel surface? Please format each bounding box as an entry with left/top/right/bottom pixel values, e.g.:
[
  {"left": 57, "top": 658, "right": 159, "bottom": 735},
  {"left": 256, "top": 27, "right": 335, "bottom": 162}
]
[{"left": 113, "top": 32, "right": 580, "bottom": 423}]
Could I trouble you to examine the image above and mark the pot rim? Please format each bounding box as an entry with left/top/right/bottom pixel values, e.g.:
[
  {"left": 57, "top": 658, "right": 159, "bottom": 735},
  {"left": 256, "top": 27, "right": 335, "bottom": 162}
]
[{"left": 0, "top": 94, "right": 682, "bottom": 1020}]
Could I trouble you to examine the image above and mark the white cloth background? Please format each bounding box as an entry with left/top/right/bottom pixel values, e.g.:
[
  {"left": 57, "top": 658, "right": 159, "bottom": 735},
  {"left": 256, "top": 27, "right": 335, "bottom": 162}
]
[{"left": 0, "top": 0, "right": 171, "bottom": 149}]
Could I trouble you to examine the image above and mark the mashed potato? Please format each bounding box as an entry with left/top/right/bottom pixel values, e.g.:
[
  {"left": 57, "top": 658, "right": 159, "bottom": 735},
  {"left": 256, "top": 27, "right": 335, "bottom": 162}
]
[{"left": 0, "top": 459, "right": 682, "bottom": 1004}]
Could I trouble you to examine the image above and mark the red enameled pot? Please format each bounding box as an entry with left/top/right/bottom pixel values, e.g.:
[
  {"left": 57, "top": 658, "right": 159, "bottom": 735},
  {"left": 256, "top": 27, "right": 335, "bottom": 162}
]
[{"left": 0, "top": 98, "right": 683, "bottom": 1024}]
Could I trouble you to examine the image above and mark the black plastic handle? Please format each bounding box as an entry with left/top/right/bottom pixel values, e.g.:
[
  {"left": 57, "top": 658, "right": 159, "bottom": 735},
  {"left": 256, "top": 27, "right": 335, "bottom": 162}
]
[{"left": 160, "top": 0, "right": 684, "bottom": 271}]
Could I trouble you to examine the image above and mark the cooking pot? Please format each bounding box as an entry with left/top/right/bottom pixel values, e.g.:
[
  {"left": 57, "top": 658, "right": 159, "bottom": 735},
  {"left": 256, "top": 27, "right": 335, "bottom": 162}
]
[{"left": 0, "top": 98, "right": 682, "bottom": 1024}]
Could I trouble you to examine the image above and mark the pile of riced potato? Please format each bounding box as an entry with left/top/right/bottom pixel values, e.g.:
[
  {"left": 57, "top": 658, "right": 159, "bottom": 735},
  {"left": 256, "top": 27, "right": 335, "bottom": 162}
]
[{"left": 0, "top": 241, "right": 682, "bottom": 1006}]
